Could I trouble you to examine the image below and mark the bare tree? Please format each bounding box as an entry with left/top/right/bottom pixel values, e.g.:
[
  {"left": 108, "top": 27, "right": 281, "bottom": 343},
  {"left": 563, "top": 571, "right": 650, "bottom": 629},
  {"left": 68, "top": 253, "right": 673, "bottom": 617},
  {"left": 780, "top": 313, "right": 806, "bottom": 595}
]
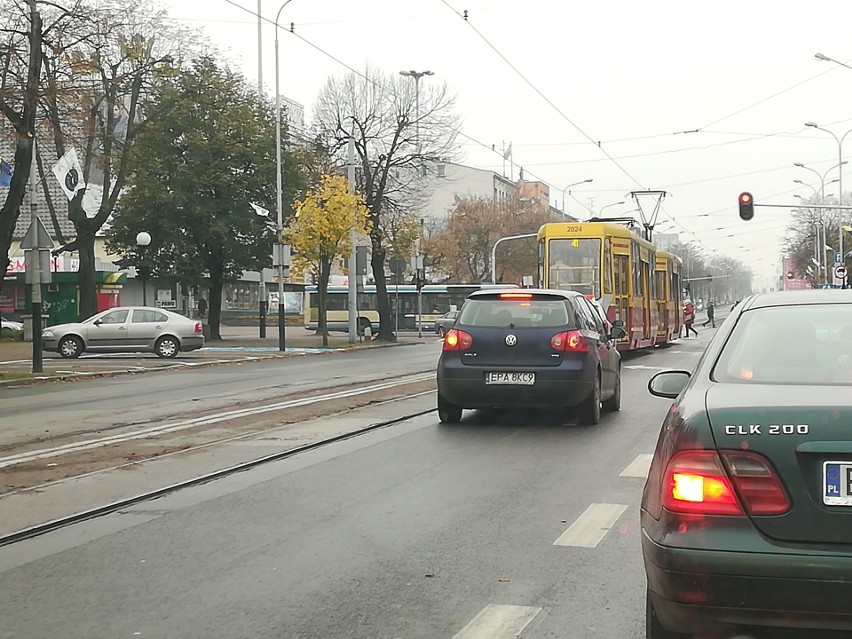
[
  {"left": 0, "top": 0, "right": 45, "bottom": 296},
  {"left": 43, "top": 0, "right": 194, "bottom": 319},
  {"left": 312, "top": 67, "right": 459, "bottom": 340}
]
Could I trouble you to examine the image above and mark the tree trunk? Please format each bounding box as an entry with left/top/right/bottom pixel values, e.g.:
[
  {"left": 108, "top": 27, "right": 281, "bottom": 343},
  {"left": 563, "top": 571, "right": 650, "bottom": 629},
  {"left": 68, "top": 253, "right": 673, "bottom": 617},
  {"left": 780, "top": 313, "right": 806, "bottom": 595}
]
[
  {"left": 370, "top": 243, "right": 394, "bottom": 341},
  {"left": 208, "top": 271, "right": 223, "bottom": 341},
  {"left": 318, "top": 253, "right": 331, "bottom": 348},
  {"left": 76, "top": 230, "right": 97, "bottom": 320}
]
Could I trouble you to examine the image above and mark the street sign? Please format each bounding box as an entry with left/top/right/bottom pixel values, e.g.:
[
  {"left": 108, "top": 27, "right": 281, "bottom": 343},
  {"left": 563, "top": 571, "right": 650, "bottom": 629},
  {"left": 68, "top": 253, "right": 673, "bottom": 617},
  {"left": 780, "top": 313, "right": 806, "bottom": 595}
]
[
  {"left": 835, "top": 253, "right": 843, "bottom": 265},
  {"left": 835, "top": 265, "right": 847, "bottom": 280},
  {"left": 389, "top": 258, "right": 406, "bottom": 275},
  {"left": 20, "top": 216, "right": 54, "bottom": 250}
]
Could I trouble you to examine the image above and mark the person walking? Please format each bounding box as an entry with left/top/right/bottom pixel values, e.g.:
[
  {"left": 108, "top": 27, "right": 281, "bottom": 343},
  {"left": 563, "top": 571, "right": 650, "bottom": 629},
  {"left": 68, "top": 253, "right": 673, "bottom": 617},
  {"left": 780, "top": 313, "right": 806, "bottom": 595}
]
[
  {"left": 683, "top": 301, "right": 698, "bottom": 337},
  {"left": 197, "top": 297, "right": 208, "bottom": 319},
  {"left": 702, "top": 301, "right": 716, "bottom": 328}
]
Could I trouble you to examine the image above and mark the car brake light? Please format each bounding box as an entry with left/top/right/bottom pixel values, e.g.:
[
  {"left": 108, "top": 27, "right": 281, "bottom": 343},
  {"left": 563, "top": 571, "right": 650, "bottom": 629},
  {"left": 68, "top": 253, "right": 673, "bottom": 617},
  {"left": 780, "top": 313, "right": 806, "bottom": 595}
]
[
  {"left": 720, "top": 451, "right": 791, "bottom": 515},
  {"left": 443, "top": 328, "right": 473, "bottom": 351},
  {"left": 663, "top": 450, "right": 743, "bottom": 515},
  {"left": 550, "top": 330, "right": 589, "bottom": 352},
  {"left": 499, "top": 292, "right": 533, "bottom": 299},
  {"left": 663, "top": 450, "right": 791, "bottom": 516},
  {"left": 194, "top": 322, "right": 203, "bottom": 334}
]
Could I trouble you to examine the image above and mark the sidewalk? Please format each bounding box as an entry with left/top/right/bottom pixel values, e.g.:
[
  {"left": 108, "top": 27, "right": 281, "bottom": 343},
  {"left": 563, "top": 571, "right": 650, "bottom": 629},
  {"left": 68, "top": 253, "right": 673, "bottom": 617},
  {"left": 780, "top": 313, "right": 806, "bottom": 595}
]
[{"left": 0, "top": 325, "right": 435, "bottom": 384}]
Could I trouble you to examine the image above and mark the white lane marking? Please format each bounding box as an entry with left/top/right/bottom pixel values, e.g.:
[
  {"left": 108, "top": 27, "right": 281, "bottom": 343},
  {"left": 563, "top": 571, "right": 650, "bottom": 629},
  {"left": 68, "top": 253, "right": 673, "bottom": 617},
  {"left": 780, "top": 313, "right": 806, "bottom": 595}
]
[
  {"left": 667, "top": 350, "right": 699, "bottom": 355},
  {"left": 553, "top": 503, "right": 628, "bottom": 548},
  {"left": 623, "top": 364, "right": 668, "bottom": 371},
  {"left": 620, "top": 454, "right": 653, "bottom": 478},
  {"left": 451, "top": 604, "right": 542, "bottom": 639},
  {"left": 0, "top": 373, "right": 434, "bottom": 469}
]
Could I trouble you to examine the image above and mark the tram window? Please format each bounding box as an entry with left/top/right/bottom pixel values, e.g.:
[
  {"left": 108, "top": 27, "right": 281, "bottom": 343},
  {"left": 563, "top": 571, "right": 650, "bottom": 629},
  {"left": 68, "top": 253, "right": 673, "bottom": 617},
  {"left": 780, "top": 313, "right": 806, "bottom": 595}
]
[{"left": 603, "top": 239, "right": 612, "bottom": 294}]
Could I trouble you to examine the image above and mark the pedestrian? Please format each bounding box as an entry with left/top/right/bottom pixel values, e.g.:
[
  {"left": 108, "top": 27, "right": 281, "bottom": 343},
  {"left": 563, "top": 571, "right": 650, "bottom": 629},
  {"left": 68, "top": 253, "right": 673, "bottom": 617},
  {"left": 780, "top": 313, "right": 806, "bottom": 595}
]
[
  {"left": 197, "top": 297, "right": 208, "bottom": 319},
  {"left": 683, "top": 301, "right": 698, "bottom": 337},
  {"left": 702, "top": 301, "right": 716, "bottom": 328}
]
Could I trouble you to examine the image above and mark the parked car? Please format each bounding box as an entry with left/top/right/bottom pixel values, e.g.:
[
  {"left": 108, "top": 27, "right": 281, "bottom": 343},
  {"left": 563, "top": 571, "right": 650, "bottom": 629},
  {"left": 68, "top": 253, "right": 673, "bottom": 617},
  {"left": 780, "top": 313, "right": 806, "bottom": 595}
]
[
  {"left": 436, "top": 289, "right": 625, "bottom": 425},
  {"left": 1, "top": 316, "right": 23, "bottom": 332},
  {"left": 433, "top": 310, "right": 460, "bottom": 336},
  {"left": 42, "top": 306, "right": 205, "bottom": 359},
  {"left": 643, "top": 290, "right": 852, "bottom": 638}
]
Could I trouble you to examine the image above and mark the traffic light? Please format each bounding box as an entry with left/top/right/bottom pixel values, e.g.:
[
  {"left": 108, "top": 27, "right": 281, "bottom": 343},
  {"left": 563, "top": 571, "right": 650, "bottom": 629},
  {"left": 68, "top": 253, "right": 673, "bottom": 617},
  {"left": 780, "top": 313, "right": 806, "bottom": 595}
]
[{"left": 738, "top": 192, "right": 754, "bottom": 221}]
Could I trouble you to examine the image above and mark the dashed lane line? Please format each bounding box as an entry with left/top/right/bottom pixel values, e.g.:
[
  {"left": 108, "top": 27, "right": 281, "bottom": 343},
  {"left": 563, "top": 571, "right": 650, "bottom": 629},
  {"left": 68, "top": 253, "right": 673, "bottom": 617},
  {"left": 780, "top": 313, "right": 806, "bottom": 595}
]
[
  {"left": 553, "top": 503, "right": 628, "bottom": 548},
  {"left": 620, "top": 454, "right": 653, "bottom": 478},
  {"left": 451, "top": 604, "right": 542, "bottom": 639}
]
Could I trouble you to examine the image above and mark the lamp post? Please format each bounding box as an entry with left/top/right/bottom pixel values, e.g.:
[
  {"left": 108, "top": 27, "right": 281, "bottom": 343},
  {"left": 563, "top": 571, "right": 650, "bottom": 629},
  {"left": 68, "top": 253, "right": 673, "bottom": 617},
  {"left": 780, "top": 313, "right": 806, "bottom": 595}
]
[
  {"left": 804, "top": 122, "right": 852, "bottom": 280},
  {"left": 273, "top": 0, "right": 296, "bottom": 351},
  {"left": 136, "top": 231, "right": 151, "bottom": 306},
  {"left": 815, "top": 52, "right": 852, "bottom": 72},
  {"left": 560, "top": 178, "right": 593, "bottom": 213},
  {"left": 599, "top": 200, "right": 625, "bottom": 216},
  {"left": 399, "top": 70, "right": 434, "bottom": 153},
  {"left": 794, "top": 194, "right": 828, "bottom": 284}
]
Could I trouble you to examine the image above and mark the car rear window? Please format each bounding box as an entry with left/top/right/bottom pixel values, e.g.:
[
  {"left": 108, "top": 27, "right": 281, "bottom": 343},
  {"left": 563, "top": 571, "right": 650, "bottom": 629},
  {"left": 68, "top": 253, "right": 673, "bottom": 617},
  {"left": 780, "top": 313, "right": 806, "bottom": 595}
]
[
  {"left": 457, "top": 296, "right": 574, "bottom": 328},
  {"left": 714, "top": 304, "right": 852, "bottom": 385}
]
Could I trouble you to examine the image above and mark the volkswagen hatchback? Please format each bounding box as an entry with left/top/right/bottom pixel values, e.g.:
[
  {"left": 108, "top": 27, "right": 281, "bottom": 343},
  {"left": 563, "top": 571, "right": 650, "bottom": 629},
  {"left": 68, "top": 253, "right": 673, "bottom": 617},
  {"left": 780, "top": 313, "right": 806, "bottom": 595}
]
[
  {"left": 643, "top": 290, "right": 852, "bottom": 638},
  {"left": 436, "top": 289, "right": 625, "bottom": 425}
]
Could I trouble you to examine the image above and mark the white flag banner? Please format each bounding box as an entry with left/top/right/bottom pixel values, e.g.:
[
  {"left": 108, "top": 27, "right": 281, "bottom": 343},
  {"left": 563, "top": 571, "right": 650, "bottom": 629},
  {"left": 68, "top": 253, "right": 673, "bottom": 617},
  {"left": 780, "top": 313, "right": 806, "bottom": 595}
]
[
  {"left": 52, "top": 148, "right": 86, "bottom": 200},
  {"left": 81, "top": 183, "right": 103, "bottom": 219},
  {"left": 250, "top": 202, "right": 270, "bottom": 217}
]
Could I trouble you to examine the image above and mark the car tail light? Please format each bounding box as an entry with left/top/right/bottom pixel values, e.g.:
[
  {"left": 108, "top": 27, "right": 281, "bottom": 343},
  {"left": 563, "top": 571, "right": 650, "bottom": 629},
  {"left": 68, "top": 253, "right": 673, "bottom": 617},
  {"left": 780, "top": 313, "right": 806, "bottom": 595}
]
[
  {"left": 550, "top": 330, "right": 589, "bottom": 352},
  {"left": 194, "top": 322, "right": 203, "bottom": 334},
  {"left": 443, "top": 328, "right": 473, "bottom": 351},
  {"left": 720, "top": 451, "right": 791, "bottom": 515},
  {"left": 663, "top": 450, "right": 743, "bottom": 515},
  {"left": 663, "top": 450, "right": 791, "bottom": 516}
]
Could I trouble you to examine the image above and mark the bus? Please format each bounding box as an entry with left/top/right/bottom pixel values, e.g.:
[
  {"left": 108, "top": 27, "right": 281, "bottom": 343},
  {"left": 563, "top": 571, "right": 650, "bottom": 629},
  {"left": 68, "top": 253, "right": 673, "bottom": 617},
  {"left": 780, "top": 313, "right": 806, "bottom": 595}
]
[
  {"left": 304, "top": 284, "right": 516, "bottom": 333},
  {"left": 655, "top": 251, "right": 683, "bottom": 344},
  {"left": 537, "top": 220, "right": 681, "bottom": 351}
]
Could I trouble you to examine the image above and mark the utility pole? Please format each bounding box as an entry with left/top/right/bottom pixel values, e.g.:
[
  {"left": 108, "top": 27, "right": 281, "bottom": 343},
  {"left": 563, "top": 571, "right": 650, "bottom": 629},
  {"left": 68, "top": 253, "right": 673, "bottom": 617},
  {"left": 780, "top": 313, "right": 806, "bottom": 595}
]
[
  {"left": 257, "top": 0, "right": 267, "bottom": 337},
  {"left": 347, "top": 136, "right": 358, "bottom": 343}
]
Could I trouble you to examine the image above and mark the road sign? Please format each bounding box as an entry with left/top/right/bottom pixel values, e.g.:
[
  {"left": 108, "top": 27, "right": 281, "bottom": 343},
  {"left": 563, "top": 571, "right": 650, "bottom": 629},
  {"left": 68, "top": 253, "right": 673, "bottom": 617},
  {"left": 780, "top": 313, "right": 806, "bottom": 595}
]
[
  {"left": 20, "top": 216, "right": 54, "bottom": 250},
  {"left": 389, "top": 258, "right": 406, "bottom": 275},
  {"left": 836, "top": 253, "right": 843, "bottom": 265},
  {"left": 835, "top": 265, "right": 847, "bottom": 280}
]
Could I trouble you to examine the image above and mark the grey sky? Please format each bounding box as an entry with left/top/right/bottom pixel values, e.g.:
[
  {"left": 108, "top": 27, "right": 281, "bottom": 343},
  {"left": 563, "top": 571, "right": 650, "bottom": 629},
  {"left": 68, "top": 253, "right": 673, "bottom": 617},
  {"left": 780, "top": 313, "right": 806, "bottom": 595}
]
[{"left": 163, "top": 0, "right": 852, "bottom": 282}]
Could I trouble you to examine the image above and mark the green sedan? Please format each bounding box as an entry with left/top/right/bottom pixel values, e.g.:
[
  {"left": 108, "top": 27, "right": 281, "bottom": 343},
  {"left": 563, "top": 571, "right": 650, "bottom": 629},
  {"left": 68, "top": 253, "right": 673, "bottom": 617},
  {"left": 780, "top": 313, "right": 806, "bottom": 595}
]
[{"left": 643, "top": 290, "right": 852, "bottom": 638}]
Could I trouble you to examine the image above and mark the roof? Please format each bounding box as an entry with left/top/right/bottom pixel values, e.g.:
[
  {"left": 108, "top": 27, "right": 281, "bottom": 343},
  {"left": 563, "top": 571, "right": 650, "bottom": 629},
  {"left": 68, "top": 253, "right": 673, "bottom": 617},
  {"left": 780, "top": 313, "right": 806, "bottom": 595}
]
[
  {"left": 744, "top": 289, "right": 852, "bottom": 310},
  {"left": 538, "top": 220, "right": 655, "bottom": 249}
]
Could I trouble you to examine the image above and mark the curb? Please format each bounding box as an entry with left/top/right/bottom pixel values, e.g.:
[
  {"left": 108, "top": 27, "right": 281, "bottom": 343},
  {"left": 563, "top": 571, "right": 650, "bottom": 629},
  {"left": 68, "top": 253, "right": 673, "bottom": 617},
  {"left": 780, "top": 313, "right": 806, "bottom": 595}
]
[{"left": 0, "top": 340, "right": 428, "bottom": 389}]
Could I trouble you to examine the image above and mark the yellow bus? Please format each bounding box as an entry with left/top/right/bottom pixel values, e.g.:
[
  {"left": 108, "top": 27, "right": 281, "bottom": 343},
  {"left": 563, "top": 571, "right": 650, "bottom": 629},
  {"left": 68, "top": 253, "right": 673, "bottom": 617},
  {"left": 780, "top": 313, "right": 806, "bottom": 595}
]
[{"left": 537, "top": 220, "right": 677, "bottom": 351}]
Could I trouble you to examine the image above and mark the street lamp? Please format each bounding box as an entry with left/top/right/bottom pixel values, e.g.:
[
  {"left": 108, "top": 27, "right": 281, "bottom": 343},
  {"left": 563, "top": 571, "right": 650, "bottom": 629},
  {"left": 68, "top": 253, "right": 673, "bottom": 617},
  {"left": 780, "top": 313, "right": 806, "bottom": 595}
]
[
  {"left": 815, "top": 52, "right": 852, "bottom": 73},
  {"left": 560, "top": 178, "right": 593, "bottom": 213},
  {"left": 804, "top": 122, "right": 852, "bottom": 272},
  {"left": 136, "top": 231, "right": 151, "bottom": 306},
  {"left": 600, "top": 200, "right": 625, "bottom": 216},
  {"left": 273, "top": 0, "right": 297, "bottom": 352},
  {"left": 399, "top": 70, "right": 434, "bottom": 153},
  {"left": 399, "top": 70, "right": 434, "bottom": 338}
]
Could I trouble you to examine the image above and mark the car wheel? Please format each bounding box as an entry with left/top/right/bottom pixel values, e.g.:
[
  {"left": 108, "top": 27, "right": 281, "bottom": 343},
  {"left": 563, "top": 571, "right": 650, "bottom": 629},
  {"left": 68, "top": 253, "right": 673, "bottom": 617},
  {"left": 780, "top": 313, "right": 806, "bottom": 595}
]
[
  {"left": 602, "top": 365, "right": 621, "bottom": 412},
  {"left": 438, "top": 393, "right": 463, "bottom": 424},
  {"left": 577, "top": 373, "right": 601, "bottom": 425},
  {"left": 58, "top": 336, "right": 83, "bottom": 359},
  {"left": 155, "top": 335, "right": 180, "bottom": 359},
  {"left": 646, "top": 591, "right": 689, "bottom": 639}
]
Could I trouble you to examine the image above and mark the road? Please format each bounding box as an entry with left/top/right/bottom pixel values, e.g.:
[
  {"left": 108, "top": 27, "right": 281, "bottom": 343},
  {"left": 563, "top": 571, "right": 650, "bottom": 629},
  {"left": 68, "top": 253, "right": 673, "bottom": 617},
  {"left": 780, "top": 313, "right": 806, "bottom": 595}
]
[
  {"left": 0, "top": 333, "right": 710, "bottom": 639},
  {"left": 0, "top": 341, "right": 441, "bottom": 446}
]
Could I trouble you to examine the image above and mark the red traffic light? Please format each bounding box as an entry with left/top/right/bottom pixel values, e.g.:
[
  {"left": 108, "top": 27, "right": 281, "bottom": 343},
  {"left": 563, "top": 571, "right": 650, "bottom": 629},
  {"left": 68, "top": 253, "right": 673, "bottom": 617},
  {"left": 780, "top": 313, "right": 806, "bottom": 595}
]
[{"left": 738, "top": 191, "right": 754, "bottom": 221}]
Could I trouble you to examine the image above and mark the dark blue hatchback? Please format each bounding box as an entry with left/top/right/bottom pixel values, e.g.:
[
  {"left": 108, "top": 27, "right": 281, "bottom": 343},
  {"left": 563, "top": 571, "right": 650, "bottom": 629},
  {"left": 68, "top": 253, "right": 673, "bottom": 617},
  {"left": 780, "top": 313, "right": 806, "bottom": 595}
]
[{"left": 436, "top": 289, "right": 624, "bottom": 425}]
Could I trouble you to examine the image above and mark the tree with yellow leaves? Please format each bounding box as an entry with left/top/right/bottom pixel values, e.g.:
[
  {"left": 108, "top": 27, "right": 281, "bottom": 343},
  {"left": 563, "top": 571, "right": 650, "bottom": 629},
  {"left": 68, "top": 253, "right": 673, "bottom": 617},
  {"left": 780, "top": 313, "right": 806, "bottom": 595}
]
[{"left": 288, "top": 174, "right": 370, "bottom": 346}]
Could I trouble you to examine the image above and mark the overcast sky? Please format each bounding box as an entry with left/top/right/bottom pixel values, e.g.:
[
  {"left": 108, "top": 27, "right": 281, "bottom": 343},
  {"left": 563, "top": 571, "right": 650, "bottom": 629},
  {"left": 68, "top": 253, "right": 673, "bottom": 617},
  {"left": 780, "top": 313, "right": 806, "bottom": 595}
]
[{"left": 162, "top": 0, "right": 852, "bottom": 282}]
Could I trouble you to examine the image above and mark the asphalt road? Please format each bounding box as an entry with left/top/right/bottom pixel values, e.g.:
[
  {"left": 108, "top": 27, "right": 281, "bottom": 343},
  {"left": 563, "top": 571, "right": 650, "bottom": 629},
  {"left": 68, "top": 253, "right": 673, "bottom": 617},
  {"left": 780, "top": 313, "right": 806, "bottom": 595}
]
[
  {"left": 0, "top": 341, "right": 441, "bottom": 446},
  {"left": 0, "top": 334, "right": 710, "bottom": 639}
]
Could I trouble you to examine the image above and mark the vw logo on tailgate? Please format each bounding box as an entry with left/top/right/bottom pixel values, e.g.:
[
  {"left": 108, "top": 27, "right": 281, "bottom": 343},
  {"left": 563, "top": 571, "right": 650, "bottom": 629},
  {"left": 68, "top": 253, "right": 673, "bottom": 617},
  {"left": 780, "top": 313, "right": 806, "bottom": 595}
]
[{"left": 505, "top": 334, "right": 518, "bottom": 346}]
